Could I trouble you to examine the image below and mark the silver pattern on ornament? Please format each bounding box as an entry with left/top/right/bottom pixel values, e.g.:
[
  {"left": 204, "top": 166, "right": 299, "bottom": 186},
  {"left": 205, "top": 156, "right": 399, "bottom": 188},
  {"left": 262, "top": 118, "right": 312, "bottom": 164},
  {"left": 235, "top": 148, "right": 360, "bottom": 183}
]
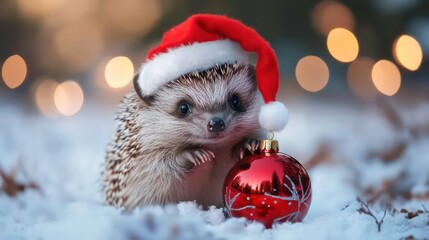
[
  {"left": 264, "top": 175, "right": 311, "bottom": 223},
  {"left": 224, "top": 174, "right": 310, "bottom": 224},
  {"left": 224, "top": 187, "right": 256, "bottom": 216}
]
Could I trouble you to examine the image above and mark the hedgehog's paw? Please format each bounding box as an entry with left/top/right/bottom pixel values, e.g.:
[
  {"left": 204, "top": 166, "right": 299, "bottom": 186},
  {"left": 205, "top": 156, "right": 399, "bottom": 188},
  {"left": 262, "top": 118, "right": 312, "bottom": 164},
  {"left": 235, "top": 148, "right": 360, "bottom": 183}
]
[
  {"left": 237, "top": 139, "right": 259, "bottom": 159},
  {"left": 187, "top": 149, "right": 215, "bottom": 166},
  {"left": 244, "top": 139, "right": 259, "bottom": 153}
]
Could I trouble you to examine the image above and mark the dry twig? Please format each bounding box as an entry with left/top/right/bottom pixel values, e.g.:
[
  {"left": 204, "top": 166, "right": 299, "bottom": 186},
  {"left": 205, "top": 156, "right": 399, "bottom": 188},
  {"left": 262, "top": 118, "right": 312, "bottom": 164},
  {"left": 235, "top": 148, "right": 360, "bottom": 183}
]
[
  {"left": 305, "top": 143, "right": 335, "bottom": 169},
  {"left": 399, "top": 208, "right": 425, "bottom": 219},
  {"left": 376, "top": 98, "right": 404, "bottom": 131},
  {"left": 357, "top": 197, "right": 388, "bottom": 232},
  {"left": 422, "top": 204, "right": 428, "bottom": 213},
  {"left": 374, "top": 98, "right": 408, "bottom": 162},
  {"left": 0, "top": 167, "right": 39, "bottom": 197}
]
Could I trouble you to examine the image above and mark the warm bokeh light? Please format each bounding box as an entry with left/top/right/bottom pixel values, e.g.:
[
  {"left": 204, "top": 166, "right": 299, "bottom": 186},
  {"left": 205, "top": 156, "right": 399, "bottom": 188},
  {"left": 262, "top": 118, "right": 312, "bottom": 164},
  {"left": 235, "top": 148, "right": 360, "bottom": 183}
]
[
  {"left": 104, "top": 0, "right": 161, "bottom": 37},
  {"left": 53, "top": 21, "right": 103, "bottom": 73},
  {"left": 1, "top": 54, "right": 27, "bottom": 89},
  {"left": 371, "top": 60, "right": 401, "bottom": 96},
  {"left": 35, "top": 79, "right": 59, "bottom": 117},
  {"left": 393, "top": 35, "right": 423, "bottom": 71},
  {"left": 105, "top": 56, "right": 134, "bottom": 88},
  {"left": 327, "top": 28, "right": 359, "bottom": 63},
  {"left": 54, "top": 81, "right": 84, "bottom": 116},
  {"left": 17, "top": 0, "right": 65, "bottom": 17},
  {"left": 347, "top": 57, "right": 378, "bottom": 100},
  {"left": 295, "top": 56, "right": 330, "bottom": 92},
  {"left": 311, "top": 0, "right": 355, "bottom": 35}
]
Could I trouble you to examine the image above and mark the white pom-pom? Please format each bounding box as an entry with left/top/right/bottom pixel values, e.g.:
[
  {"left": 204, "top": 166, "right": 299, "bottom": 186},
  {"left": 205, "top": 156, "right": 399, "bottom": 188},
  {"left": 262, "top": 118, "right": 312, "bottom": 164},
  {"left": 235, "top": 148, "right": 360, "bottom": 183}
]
[{"left": 258, "top": 101, "right": 289, "bottom": 132}]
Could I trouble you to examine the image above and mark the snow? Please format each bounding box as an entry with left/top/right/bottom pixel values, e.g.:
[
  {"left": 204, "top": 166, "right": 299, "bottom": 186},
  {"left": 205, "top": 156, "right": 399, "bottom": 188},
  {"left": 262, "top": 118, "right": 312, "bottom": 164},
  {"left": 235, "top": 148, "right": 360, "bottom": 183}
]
[{"left": 1, "top": 99, "right": 429, "bottom": 240}]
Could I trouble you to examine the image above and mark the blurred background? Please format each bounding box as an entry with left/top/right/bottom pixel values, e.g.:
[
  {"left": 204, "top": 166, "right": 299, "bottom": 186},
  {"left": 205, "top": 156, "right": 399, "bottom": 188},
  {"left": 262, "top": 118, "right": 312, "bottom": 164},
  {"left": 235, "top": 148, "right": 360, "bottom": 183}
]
[
  {"left": 1, "top": 0, "right": 428, "bottom": 117},
  {"left": 1, "top": 1, "right": 429, "bottom": 238}
]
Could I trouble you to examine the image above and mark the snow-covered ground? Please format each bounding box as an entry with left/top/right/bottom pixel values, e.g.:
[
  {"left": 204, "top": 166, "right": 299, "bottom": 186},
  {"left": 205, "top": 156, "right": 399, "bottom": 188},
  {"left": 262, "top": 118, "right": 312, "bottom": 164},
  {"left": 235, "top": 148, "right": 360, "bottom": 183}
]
[{"left": 1, "top": 98, "right": 428, "bottom": 240}]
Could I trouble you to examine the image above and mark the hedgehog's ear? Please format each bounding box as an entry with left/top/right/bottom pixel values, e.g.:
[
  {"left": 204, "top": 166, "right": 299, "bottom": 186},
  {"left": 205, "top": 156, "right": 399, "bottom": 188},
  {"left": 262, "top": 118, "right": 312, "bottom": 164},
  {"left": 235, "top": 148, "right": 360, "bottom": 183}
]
[
  {"left": 245, "top": 64, "right": 257, "bottom": 87},
  {"left": 133, "top": 73, "right": 155, "bottom": 106}
]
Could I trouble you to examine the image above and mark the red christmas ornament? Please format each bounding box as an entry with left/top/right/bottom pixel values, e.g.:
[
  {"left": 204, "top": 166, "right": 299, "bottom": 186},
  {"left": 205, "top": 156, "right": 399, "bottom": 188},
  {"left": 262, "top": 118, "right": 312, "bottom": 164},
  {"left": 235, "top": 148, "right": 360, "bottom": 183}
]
[{"left": 223, "top": 137, "right": 312, "bottom": 228}]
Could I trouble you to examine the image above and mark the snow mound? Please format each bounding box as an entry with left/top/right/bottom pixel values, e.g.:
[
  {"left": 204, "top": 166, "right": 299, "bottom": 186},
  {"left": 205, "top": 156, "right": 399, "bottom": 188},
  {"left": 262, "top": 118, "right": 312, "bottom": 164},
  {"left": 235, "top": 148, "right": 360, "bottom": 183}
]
[{"left": 1, "top": 101, "right": 428, "bottom": 240}]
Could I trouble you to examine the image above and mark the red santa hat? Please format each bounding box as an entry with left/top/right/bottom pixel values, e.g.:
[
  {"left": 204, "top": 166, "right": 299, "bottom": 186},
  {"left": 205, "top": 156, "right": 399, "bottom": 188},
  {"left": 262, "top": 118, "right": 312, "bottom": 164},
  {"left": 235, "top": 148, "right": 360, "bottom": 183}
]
[{"left": 135, "top": 14, "right": 289, "bottom": 132}]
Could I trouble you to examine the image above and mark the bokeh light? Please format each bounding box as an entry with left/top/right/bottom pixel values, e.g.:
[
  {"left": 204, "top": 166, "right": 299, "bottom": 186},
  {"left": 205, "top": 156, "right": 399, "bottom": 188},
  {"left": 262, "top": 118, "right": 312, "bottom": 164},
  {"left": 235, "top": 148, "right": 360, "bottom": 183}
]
[
  {"left": 347, "top": 57, "right": 378, "bottom": 100},
  {"left": 53, "top": 21, "right": 103, "bottom": 73},
  {"left": 35, "top": 79, "right": 59, "bottom": 117},
  {"left": 295, "top": 56, "right": 330, "bottom": 92},
  {"left": 311, "top": 0, "right": 355, "bottom": 35},
  {"left": 371, "top": 60, "right": 401, "bottom": 96},
  {"left": 393, "top": 35, "right": 423, "bottom": 71},
  {"left": 327, "top": 28, "right": 359, "bottom": 63},
  {"left": 105, "top": 56, "right": 134, "bottom": 88},
  {"left": 104, "top": 0, "right": 162, "bottom": 37},
  {"left": 54, "top": 81, "right": 84, "bottom": 116},
  {"left": 17, "top": 0, "right": 65, "bottom": 17},
  {"left": 1, "top": 54, "right": 27, "bottom": 89}
]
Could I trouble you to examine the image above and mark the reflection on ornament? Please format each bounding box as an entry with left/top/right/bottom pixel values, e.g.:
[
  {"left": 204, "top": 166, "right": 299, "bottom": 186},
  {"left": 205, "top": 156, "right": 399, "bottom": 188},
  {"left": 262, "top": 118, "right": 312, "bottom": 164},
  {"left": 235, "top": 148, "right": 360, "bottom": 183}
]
[{"left": 223, "top": 138, "right": 312, "bottom": 228}]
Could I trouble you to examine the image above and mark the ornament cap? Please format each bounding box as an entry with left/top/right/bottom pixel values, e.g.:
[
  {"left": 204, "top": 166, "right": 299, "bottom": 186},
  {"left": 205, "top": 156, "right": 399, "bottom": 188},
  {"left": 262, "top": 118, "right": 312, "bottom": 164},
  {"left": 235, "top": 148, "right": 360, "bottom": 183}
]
[{"left": 258, "top": 139, "right": 279, "bottom": 153}]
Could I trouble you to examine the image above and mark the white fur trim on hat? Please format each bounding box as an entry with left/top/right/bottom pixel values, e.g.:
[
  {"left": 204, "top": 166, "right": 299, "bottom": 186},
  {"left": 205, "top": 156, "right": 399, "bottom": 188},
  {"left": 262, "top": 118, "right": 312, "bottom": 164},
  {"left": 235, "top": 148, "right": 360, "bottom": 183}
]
[
  {"left": 259, "top": 101, "right": 289, "bottom": 131},
  {"left": 137, "top": 39, "right": 248, "bottom": 96}
]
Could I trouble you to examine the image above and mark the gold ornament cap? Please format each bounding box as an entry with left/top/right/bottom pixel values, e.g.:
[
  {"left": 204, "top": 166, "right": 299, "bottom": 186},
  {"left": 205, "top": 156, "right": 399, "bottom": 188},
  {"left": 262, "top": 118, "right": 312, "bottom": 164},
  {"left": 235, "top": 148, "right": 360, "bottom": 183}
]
[{"left": 258, "top": 132, "right": 279, "bottom": 153}]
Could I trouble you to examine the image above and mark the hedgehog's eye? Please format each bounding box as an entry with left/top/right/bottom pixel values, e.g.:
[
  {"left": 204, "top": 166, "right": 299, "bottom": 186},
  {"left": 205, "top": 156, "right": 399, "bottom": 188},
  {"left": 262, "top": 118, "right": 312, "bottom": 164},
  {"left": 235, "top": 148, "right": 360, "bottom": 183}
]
[
  {"left": 230, "top": 95, "right": 242, "bottom": 111},
  {"left": 178, "top": 101, "right": 191, "bottom": 116}
]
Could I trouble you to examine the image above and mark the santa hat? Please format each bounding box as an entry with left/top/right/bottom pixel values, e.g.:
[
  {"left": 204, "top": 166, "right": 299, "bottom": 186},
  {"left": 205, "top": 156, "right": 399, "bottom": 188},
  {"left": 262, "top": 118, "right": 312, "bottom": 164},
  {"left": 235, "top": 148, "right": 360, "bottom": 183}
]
[{"left": 135, "top": 14, "right": 289, "bottom": 132}]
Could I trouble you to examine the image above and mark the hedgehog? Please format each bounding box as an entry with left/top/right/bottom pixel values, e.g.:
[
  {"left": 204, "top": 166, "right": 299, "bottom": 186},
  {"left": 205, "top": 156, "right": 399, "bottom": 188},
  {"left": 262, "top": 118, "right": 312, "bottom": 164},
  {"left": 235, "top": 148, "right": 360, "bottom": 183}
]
[{"left": 102, "top": 63, "right": 264, "bottom": 210}]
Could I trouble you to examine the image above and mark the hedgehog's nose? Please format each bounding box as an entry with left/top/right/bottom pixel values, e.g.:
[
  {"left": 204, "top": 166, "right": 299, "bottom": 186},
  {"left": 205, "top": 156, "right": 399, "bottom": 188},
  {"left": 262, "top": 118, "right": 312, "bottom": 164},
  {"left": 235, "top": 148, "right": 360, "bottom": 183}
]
[{"left": 208, "top": 118, "right": 225, "bottom": 133}]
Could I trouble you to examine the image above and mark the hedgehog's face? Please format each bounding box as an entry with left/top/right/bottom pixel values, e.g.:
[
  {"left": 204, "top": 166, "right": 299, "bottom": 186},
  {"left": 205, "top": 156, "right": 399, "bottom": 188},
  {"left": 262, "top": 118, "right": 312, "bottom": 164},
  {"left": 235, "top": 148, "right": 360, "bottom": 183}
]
[{"left": 140, "top": 64, "right": 262, "bottom": 145}]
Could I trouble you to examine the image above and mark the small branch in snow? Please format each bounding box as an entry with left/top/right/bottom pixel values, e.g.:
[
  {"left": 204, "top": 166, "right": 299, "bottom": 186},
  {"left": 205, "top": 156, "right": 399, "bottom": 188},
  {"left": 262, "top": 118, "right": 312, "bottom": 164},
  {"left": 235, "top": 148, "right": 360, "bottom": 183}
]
[
  {"left": 375, "top": 98, "right": 408, "bottom": 162},
  {"left": 422, "top": 204, "right": 428, "bottom": 213},
  {"left": 399, "top": 208, "right": 426, "bottom": 219},
  {"left": 376, "top": 98, "right": 404, "bottom": 131},
  {"left": 357, "top": 197, "right": 388, "bottom": 232},
  {"left": 0, "top": 166, "right": 39, "bottom": 197},
  {"left": 399, "top": 235, "right": 416, "bottom": 240},
  {"left": 304, "top": 143, "right": 335, "bottom": 169}
]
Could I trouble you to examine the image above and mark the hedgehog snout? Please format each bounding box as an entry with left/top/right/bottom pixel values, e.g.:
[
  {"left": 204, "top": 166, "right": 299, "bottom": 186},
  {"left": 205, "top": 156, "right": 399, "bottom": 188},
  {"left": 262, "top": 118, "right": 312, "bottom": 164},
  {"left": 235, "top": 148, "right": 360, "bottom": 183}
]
[{"left": 207, "top": 117, "right": 225, "bottom": 133}]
